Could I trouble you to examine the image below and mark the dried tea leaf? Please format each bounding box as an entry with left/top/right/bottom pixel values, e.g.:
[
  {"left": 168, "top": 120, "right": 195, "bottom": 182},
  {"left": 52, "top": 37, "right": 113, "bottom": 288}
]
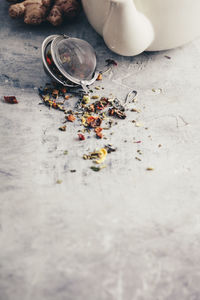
[{"left": 90, "top": 166, "right": 101, "bottom": 172}]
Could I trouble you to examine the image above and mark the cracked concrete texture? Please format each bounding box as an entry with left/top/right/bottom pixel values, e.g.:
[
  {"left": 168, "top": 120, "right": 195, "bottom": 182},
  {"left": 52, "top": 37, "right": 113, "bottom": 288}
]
[{"left": 1, "top": 2, "right": 200, "bottom": 300}]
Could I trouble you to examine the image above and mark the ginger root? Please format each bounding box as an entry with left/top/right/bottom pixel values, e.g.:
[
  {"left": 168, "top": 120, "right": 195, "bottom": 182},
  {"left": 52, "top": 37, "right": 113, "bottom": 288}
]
[
  {"left": 47, "top": 0, "right": 80, "bottom": 26},
  {"left": 7, "top": 0, "right": 81, "bottom": 26}
]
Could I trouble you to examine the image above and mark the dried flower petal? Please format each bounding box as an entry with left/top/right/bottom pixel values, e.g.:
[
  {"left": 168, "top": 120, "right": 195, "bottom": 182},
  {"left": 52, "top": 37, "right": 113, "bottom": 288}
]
[
  {"left": 96, "top": 73, "right": 103, "bottom": 81},
  {"left": 46, "top": 56, "right": 52, "bottom": 65},
  {"left": 78, "top": 133, "right": 85, "bottom": 140},
  {"left": 95, "top": 148, "right": 107, "bottom": 164},
  {"left": 82, "top": 95, "right": 90, "bottom": 104},
  {"left": 4, "top": 96, "right": 18, "bottom": 104},
  {"left": 67, "top": 114, "right": 76, "bottom": 122},
  {"left": 86, "top": 116, "right": 102, "bottom": 128},
  {"left": 95, "top": 127, "right": 103, "bottom": 139}
]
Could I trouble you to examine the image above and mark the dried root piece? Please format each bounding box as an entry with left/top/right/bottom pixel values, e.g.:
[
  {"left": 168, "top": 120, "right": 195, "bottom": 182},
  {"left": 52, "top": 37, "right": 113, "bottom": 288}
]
[
  {"left": 9, "top": 0, "right": 52, "bottom": 25},
  {"left": 47, "top": 0, "right": 80, "bottom": 26}
]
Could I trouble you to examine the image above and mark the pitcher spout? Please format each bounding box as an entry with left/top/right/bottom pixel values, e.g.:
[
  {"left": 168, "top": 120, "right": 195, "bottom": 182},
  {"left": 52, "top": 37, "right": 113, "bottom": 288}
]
[{"left": 103, "top": 0, "right": 155, "bottom": 56}]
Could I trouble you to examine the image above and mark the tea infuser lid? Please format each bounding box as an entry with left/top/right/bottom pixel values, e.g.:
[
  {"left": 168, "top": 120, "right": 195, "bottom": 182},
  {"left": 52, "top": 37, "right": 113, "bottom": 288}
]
[{"left": 42, "top": 34, "right": 98, "bottom": 89}]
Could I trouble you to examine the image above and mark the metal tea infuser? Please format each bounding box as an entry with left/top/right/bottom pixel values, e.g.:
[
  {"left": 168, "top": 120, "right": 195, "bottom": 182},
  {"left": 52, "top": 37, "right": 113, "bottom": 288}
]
[{"left": 42, "top": 34, "right": 98, "bottom": 93}]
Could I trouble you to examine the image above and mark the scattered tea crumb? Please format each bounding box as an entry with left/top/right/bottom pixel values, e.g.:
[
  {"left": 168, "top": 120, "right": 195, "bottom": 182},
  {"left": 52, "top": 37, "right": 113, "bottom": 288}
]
[
  {"left": 56, "top": 180, "right": 62, "bottom": 184},
  {"left": 146, "top": 167, "right": 154, "bottom": 171},
  {"left": 135, "top": 122, "right": 143, "bottom": 127},
  {"left": 135, "top": 157, "right": 142, "bottom": 161},
  {"left": 59, "top": 125, "right": 66, "bottom": 131},
  {"left": 63, "top": 150, "right": 68, "bottom": 155},
  {"left": 131, "top": 108, "right": 140, "bottom": 113},
  {"left": 70, "top": 170, "right": 76, "bottom": 173}
]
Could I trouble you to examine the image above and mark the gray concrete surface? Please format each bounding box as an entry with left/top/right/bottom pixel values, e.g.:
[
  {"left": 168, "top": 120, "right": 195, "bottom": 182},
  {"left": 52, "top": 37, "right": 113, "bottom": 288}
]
[{"left": 1, "top": 2, "right": 200, "bottom": 300}]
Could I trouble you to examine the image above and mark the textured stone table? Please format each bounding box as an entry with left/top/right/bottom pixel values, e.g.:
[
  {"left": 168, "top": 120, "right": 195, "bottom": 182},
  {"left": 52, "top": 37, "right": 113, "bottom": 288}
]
[{"left": 1, "top": 2, "right": 200, "bottom": 300}]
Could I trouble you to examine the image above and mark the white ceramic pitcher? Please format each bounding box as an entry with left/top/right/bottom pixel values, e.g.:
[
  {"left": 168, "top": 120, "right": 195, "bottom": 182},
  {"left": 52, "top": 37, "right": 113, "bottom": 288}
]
[{"left": 82, "top": 0, "right": 200, "bottom": 56}]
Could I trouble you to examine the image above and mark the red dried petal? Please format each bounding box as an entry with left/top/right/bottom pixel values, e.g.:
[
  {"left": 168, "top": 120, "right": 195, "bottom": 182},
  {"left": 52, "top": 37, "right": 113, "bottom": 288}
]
[
  {"left": 4, "top": 96, "right": 18, "bottom": 104},
  {"left": 78, "top": 133, "right": 85, "bottom": 140},
  {"left": 46, "top": 56, "right": 52, "bottom": 65}
]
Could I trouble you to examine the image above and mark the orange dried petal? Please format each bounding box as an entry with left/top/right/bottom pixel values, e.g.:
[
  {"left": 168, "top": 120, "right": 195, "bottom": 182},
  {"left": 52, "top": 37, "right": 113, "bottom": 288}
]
[{"left": 67, "top": 114, "right": 76, "bottom": 122}]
